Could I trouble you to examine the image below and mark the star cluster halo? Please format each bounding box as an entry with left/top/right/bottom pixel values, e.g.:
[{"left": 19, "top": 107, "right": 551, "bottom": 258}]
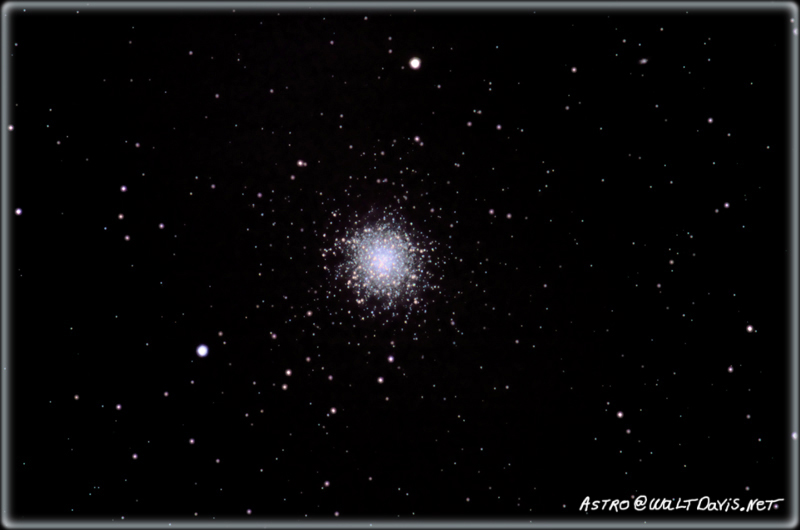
[{"left": 321, "top": 208, "right": 442, "bottom": 321}]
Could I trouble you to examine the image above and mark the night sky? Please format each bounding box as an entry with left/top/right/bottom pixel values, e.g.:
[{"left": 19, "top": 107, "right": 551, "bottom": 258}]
[{"left": 5, "top": 3, "right": 796, "bottom": 525}]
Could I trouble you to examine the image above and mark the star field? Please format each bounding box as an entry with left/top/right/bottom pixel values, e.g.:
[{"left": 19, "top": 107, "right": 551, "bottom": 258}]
[{"left": 3, "top": 3, "right": 796, "bottom": 526}]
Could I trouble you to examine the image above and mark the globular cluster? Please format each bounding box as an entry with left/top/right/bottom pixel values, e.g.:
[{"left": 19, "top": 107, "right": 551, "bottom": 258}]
[
  {"left": 321, "top": 208, "right": 444, "bottom": 322},
  {"left": 6, "top": 4, "right": 791, "bottom": 525}
]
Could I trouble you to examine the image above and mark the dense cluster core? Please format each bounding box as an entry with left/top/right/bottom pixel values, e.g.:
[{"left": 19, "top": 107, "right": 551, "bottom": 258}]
[
  {"left": 323, "top": 210, "right": 439, "bottom": 320},
  {"left": 347, "top": 224, "right": 420, "bottom": 304}
]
